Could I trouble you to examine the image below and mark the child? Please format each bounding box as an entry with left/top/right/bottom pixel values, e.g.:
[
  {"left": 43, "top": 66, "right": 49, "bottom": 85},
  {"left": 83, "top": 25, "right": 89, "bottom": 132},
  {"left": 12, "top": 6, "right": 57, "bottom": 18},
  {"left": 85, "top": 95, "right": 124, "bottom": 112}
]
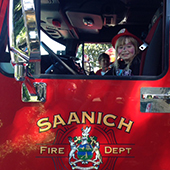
[
  {"left": 110, "top": 28, "right": 142, "bottom": 76},
  {"left": 96, "top": 53, "right": 110, "bottom": 75}
]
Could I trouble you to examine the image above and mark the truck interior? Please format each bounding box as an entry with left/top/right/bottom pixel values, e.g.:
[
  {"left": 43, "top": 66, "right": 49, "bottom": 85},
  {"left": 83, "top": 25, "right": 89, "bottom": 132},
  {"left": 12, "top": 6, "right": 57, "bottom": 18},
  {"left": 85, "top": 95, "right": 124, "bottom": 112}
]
[
  {"left": 40, "top": 0, "right": 165, "bottom": 77},
  {"left": 0, "top": 0, "right": 167, "bottom": 79}
]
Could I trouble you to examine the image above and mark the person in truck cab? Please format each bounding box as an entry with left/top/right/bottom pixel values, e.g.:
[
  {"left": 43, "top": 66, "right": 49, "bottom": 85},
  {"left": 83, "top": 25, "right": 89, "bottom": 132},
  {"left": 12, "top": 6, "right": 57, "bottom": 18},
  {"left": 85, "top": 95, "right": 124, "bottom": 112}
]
[
  {"left": 107, "top": 28, "right": 143, "bottom": 76},
  {"left": 96, "top": 53, "right": 111, "bottom": 75}
]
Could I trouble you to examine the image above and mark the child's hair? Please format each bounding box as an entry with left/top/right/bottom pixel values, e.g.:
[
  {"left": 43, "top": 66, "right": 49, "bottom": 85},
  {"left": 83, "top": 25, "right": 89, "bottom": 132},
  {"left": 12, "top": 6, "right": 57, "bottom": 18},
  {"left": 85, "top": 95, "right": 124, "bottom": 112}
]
[
  {"left": 98, "top": 53, "right": 110, "bottom": 62},
  {"left": 114, "top": 36, "right": 140, "bottom": 70}
]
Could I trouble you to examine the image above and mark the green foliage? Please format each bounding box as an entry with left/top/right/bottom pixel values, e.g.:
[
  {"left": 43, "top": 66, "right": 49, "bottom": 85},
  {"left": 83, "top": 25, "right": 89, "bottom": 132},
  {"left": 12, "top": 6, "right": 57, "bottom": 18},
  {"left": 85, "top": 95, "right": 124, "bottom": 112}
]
[
  {"left": 87, "top": 136, "right": 91, "bottom": 143},
  {"left": 28, "top": 62, "right": 36, "bottom": 75},
  {"left": 76, "top": 43, "right": 112, "bottom": 69},
  {"left": 93, "top": 136, "right": 97, "bottom": 141},
  {"left": 22, "top": 84, "right": 30, "bottom": 101},
  {"left": 13, "top": 0, "right": 24, "bottom": 41}
]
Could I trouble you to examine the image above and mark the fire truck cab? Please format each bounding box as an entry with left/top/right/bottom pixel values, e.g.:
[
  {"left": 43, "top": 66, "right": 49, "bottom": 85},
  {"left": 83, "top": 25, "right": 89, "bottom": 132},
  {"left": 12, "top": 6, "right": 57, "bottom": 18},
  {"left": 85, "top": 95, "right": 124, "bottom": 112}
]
[{"left": 0, "top": 0, "right": 170, "bottom": 170}]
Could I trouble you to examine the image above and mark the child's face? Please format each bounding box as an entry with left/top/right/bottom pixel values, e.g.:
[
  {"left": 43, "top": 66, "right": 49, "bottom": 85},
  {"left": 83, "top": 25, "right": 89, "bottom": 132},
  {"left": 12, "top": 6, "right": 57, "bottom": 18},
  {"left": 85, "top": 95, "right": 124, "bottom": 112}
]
[
  {"left": 99, "top": 58, "right": 110, "bottom": 70},
  {"left": 117, "top": 38, "right": 135, "bottom": 61}
]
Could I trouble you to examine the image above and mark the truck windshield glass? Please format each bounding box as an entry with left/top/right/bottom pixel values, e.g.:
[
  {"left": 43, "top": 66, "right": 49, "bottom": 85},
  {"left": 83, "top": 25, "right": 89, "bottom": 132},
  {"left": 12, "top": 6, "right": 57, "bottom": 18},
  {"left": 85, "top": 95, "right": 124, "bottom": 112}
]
[{"left": 0, "top": 0, "right": 167, "bottom": 79}]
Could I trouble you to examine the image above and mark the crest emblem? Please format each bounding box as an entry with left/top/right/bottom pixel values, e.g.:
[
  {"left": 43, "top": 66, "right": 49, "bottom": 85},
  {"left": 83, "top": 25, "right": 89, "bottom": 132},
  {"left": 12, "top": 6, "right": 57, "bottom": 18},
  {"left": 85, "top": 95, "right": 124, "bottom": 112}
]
[{"left": 68, "top": 126, "right": 102, "bottom": 169}]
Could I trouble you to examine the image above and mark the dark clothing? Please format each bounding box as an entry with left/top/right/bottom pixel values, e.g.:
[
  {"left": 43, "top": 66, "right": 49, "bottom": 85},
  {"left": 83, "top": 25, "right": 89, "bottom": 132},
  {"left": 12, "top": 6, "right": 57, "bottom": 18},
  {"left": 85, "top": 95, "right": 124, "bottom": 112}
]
[
  {"left": 96, "top": 69, "right": 102, "bottom": 75},
  {"left": 96, "top": 68, "right": 111, "bottom": 75},
  {"left": 106, "top": 54, "right": 141, "bottom": 76}
]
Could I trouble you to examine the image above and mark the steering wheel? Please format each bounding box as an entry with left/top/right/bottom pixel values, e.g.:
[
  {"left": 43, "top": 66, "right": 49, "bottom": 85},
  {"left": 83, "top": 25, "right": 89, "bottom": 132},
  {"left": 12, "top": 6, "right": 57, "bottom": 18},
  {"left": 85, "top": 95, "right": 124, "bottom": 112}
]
[{"left": 41, "top": 42, "right": 77, "bottom": 75}]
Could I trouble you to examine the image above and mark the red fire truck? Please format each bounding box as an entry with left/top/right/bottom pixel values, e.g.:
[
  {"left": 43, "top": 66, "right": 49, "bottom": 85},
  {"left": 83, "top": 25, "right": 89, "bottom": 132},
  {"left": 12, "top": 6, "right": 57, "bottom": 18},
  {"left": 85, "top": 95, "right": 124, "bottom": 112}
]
[{"left": 0, "top": 0, "right": 170, "bottom": 169}]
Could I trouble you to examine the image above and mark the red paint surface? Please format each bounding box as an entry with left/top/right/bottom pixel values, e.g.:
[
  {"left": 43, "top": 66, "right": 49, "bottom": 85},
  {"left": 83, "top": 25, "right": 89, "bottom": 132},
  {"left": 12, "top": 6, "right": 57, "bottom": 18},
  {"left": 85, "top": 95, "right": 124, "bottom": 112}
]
[
  {"left": 0, "top": 71, "right": 170, "bottom": 170},
  {"left": 0, "top": 0, "right": 170, "bottom": 169}
]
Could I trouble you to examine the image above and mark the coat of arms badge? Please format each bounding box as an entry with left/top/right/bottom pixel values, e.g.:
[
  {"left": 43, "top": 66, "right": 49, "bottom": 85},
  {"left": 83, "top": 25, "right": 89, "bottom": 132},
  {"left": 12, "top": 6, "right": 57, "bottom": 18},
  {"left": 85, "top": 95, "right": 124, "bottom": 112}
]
[{"left": 68, "top": 126, "right": 102, "bottom": 169}]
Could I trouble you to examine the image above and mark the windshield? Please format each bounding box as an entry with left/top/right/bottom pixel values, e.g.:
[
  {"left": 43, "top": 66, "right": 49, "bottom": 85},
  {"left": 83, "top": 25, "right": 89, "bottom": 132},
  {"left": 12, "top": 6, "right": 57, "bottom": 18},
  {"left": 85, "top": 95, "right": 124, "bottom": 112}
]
[
  {"left": 40, "top": 31, "right": 65, "bottom": 55},
  {"left": 0, "top": 0, "right": 167, "bottom": 79}
]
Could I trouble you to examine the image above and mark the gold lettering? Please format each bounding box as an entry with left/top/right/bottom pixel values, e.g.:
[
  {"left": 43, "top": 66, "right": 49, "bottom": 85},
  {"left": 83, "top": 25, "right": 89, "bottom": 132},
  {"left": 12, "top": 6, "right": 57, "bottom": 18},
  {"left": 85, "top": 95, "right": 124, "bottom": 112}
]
[
  {"left": 117, "top": 117, "right": 134, "bottom": 133},
  {"left": 119, "top": 147, "right": 125, "bottom": 153},
  {"left": 105, "top": 146, "right": 112, "bottom": 154},
  {"left": 126, "top": 148, "right": 132, "bottom": 154},
  {"left": 51, "top": 147, "right": 57, "bottom": 154},
  {"left": 40, "top": 147, "right": 65, "bottom": 154},
  {"left": 103, "top": 114, "right": 117, "bottom": 127},
  {"left": 82, "top": 111, "right": 95, "bottom": 124},
  {"left": 48, "top": 147, "right": 51, "bottom": 154},
  {"left": 105, "top": 147, "right": 132, "bottom": 154},
  {"left": 67, "top": 112, "right": 80, "bottom": 125},
  {"left": 53, "top": 115, "right": 66, "bottom": 128},
  {"left": 97, "top": 112, "right": 103, "bottom": 124},
  {"left": 37, "top": 112, "right": 134, "bottom": 133},
  {"left": 40, "top": 146, "right": 47, "bottom": 154},
  {"left": 37, "top": 118, "right": 52, "bottom": 133},
  {"left": 112, "top": 148, "right": 118, "bottom": 154},
  {"left": 59, "top": 148, "right": 65, "bottom": 154}
]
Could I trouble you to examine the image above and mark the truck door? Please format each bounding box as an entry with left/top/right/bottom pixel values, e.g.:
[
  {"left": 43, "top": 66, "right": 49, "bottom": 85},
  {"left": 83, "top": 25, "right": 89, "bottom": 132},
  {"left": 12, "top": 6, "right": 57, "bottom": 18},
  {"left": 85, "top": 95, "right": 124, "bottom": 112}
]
[{"left": 0, "top": 0, "right": 170, "bottom": 170}]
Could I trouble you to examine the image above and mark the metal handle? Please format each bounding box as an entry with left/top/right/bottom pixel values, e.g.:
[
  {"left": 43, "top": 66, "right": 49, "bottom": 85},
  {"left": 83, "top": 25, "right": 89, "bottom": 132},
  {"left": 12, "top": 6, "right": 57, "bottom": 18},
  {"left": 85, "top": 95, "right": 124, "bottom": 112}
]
[
  {"left": 141, "top": 88, "right": 170, "bottom": 113},
  {"left": 22, "top": 79, "right": 46, "bottom": 102},
  {"left": 142, "top": 93, "right": 170, "bottom": 99}
]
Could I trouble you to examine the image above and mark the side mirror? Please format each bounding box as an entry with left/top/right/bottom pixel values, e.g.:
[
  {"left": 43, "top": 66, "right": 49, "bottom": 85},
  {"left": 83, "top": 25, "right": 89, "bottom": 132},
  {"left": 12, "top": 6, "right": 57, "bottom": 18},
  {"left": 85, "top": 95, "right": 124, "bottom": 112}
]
[
  {"left": 9, "top": 0, "right": 46, "bottom": 103},
  {"left": 9, "top": 0, "right": 41, "bottom": 81}
]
